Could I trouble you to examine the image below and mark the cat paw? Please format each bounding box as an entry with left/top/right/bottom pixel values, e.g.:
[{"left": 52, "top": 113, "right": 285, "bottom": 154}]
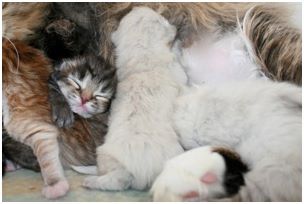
[
  {"left": 82, "top": 172, "right": 131, "bottom": 191},
  {"left": 151, "top": 146, "right": 226, "bottom": 201},
  {"left": 42, "top": 180, "right": 69, "bottom": 199},
  {"left": 52, "top": 102, "right": 74, "bottom": 128}
]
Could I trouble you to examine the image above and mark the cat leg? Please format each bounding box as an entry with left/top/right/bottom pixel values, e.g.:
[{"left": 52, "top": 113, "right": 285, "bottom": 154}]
[
  {"left": 5, "top": 121, "right": 69, "bottom": 199},
  {"left": 83, "top": 150, "right": 133, "bottom": 191}
]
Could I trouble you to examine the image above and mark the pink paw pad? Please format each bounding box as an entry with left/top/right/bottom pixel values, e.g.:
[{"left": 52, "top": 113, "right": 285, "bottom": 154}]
[
  {"left": 42, "top": 180, "right": 69, "bottom": 199},
  {"left": 182, "top": 190, "right": 199, "bottom": 200},
  {"left": 200, "top": 172, "right": 217, "bottom": 184}
]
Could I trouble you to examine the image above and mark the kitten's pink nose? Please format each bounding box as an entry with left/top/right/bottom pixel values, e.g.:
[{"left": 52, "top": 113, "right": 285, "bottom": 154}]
[
  {"left": 81, "top": 97, "right": 89, "bottom": 105},
  {"left": 80, "top": 94, "right": 91, "bottom": 105}
]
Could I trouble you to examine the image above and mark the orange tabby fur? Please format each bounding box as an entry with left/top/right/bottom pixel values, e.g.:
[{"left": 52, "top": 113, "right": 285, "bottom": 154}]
[{"left": 2, "top": 38, "right": 105, "bottom": 198}]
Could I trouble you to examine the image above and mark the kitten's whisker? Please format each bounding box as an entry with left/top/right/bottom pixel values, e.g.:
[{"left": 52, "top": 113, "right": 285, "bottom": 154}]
[{"left": 3, "top": 35, "right": 20, "bottom": 74}]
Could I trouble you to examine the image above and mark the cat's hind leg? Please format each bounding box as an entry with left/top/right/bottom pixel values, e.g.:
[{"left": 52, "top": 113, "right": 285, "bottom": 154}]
[
  {"left": 5, "top": 120, "right": 69, "bottom": 199},
  {"left": 83, "top": 150, "right": 133, "bottom": 191}
]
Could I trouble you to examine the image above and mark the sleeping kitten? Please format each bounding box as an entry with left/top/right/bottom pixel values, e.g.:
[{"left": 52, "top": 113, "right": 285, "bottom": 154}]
[
  {"left": 2, "top": 38, "right": 116, "bottom": 199},
  {"left": 81, "top": 7, "right": 185, "bottom": 191},
  {"left": 161, "top": 80, "right": 301, "bottom": 201},
  {"left": 2, "top": 2, "right": 114, "bottom": 175},
  {"left": 48, "top": 55, "right": 116, "bottom": 127}
]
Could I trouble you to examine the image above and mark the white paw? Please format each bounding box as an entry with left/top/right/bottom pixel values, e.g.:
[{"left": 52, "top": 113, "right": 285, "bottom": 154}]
[
  {"left": 82, "top": 173, "right": 130, "bottom": 191},
  {"left": 83, "top": 176, "right": 100, "bottom": 189},
  {"left": 151, "top": 146, "right": 226, "bottom": 201},
  {"left": 42, "top": 180, "right": 69, "bottom": 199}
]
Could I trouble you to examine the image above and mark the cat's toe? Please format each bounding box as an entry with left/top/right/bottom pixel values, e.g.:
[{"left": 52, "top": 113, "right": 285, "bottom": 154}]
[
  {"left": 82, "top": 176, "right": 99, "bottom": 189},
  {"left": 42, "top": 180, "right": 69, "bottom": 199},
  {"left": 83, "top": 173, "right": 131, "bottom": 191}
]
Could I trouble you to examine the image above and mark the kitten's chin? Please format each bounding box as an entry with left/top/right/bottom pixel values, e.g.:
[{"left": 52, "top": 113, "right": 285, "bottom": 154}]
[
  {"left": 76, "top": 111, "right": 92, "bottom": 118},
  {"left": 71, "top": 106, "right": 92, "bottom": 118}
]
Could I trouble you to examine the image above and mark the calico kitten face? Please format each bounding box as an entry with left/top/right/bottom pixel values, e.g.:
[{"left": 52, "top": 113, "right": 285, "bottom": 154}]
[{"left": 57, "top": 56, "right": 116, "bottom": 118}]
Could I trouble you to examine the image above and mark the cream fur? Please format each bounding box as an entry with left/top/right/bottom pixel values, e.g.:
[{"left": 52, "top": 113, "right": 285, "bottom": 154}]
[
  {"left": 172, "top": 80, "right": 301, "bottom": 201},
  {"left": 82, "top": 7, "right": 185, "bottom": 190}
]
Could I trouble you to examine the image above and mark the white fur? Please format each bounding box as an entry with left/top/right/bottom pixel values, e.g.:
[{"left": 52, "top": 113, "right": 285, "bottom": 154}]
[
  {"left": 83, "top": 7, "right": 185, "bottom": 191},
  {"left": 151, "top": 146, "right": 226, "bottom": 201},
  {"left": 71, "top": 165, "right": 97, "bottom": 175},
  {"left": 173, "top": 80, "right": 301, "bottom": 201},
  {"left": 182, "top": 31, "right": 267, "bottom": 86}
]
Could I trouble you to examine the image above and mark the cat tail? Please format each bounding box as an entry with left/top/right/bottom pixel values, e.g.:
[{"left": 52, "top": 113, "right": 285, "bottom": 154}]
[
  {"left": 70, "top": 165, "right": 98, "bottom": 175},
  {"left": 238, "top": 4, "right": 301, "bottom": 85}
]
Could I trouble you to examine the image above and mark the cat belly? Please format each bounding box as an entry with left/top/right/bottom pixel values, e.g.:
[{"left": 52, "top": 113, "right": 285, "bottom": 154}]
[{"left": 182, "top": 33, "right": 267, "bottom": 85}]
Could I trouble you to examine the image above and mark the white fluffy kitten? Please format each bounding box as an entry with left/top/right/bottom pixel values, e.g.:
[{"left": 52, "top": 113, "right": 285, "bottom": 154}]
[
  {"left": 161, "top": 80, "right": 301, "bottom": 201},
  {"left": 82, "top": 7, "right": 186, "bottom": 190}
]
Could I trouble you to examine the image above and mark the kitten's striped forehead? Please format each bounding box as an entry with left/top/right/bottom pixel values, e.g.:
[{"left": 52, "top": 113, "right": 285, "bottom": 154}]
[{"left": 61, "top": 55, "right": 117, "bottom": 98}]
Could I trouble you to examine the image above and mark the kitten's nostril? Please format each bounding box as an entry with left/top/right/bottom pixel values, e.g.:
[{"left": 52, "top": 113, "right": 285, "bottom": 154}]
[
  {"left": 81, "top": 95, "right": 90, "bottom": 105},
  {"left": 81, "top": 97, "right": 89, "bottom": 105}
]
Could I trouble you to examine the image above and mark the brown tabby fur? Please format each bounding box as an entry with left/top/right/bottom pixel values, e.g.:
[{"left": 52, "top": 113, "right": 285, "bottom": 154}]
[
  {"left": 2, "top": 3, "right": 51, "bottom": 41},
  {"left": 2, "top": 38, "right": 105, "bottom": 187},
  {"left": 242, "top": 5, "right": 302, "bottom": 85}
]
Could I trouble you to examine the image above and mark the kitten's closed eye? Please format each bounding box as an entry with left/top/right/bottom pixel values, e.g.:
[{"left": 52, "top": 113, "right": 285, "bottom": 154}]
[
  {"left": 95, "top": 95, "right": 109, "bottom": 102},
  {"left": 67, "top": 78, "right": 80, "bottom": 90}
]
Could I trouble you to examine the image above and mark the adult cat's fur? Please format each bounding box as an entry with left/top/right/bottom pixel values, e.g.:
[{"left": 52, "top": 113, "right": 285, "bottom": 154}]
[
  {"left": 92, "top": 2, "right": 301, "bottom": 85},
  {"left": 2, "top": 39, "right": 110, "bottom": 199},
  {"left": 2, "top": 3, "right": 51, "bottom": 41},
  {"left": 82, "top": 7, "right": 185, "bottom": 191},
  {"left": 170, "top": 80, "right": 301, "bottom": 201},
  {"left": 4, "top": 3, "right": 299, "bottom": 84}
]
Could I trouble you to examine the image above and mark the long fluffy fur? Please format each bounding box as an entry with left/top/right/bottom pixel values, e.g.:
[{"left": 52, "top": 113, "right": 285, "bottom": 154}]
[
  {"left": 242, "top": 5, "right": 302, "bottom": 85},
  {"left": 2, "top": 3, "right": 50, "bottom": 41},
  {"left": 3, "top": 3, "right": 301, "bottom": 84},
  {"left": 91, "top": 3, "right": 301, "bottom": 85}
]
